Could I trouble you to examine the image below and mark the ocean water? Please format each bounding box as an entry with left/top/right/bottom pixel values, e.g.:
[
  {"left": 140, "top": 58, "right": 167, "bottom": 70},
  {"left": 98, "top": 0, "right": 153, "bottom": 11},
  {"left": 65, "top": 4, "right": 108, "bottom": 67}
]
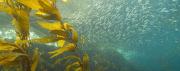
[
  {"left": 58, "top": 0, "right": 180, "bottom": 71},
  {"left": 0, "top": 0, "right": 180, "bottom": 71}
]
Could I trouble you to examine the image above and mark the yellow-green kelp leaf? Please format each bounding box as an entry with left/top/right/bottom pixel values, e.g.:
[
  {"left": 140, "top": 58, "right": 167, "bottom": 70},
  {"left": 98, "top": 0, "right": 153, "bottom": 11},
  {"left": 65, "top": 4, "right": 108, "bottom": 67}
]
[
  {"left": 36, "top": 0, "right": 61, "bottom": 20},
  {"left": 71, "top": 28, "right": 78, "bottom": 43},
  {"left": 16, "top": 0, "right": 42, "bottom": 10},
  {"left": 0, "top": 0, "right": 4, "bottom": 2},
  {"left": 49, "top": 43, "right": 76, "bottom": 58},
  {"left": 63, "top": 22, "right": 72, "bottom": 30},
  {"left": 30, "top": 36, "right": 60, "bottom": 43},
  {"left": 10, "top": 7, "right": 30, "bottom": 45},
  {"left": 0, "top": 3, "right": 11, "bottom": 13},
  {"left": 0, "top": 52, "right": 27, "bottom": 66},
  {"left": 65, "top": 61, "right": 81, "bottom": 71},
  {"left": 57, "top": 40, "right": 65, "bottom": 47},
  {"left": 31, "top": 48, "right": 39, "bottom": 71},
  {"left": 82, "top": 53, "right": 90, "bottom": 71},
  {"left": 50, "top": 30, "right": 67, "bottom": 37},
  {"left": 0, "top": 41, "right": 18, "bottom": 51},
  {"left": 11, "top": 11, "right": 29, "bottom": 35},
  {"left": 1, "top": 1, "right": 30, "bottom": 40},
  {"left": 54, "top": 55, "right": 81, "bottom": 65},
  {"left": 63, "top": 22, "right": 78, "bottom": 43},
  {"left": 35, "top": 10, "right": 60, "bottom": 20},
  {"left": 75, "top": 67, "right": 82, "bottom": 71},
  {"left": 38, "top": 21, "right": 63, "bottom": 31}
]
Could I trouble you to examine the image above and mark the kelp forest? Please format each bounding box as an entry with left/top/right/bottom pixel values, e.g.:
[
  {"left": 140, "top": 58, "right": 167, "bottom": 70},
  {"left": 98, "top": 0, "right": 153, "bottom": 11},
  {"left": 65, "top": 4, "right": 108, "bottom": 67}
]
[{"left": 0, "top": 0, "right": 90, "bottom": 71}]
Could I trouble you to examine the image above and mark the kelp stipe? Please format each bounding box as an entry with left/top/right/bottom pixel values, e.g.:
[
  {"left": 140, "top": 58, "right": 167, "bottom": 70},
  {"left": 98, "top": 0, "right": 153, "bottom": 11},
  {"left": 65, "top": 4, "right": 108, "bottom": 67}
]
[{"left": 0, "top": 0, "right": 89, "bottom": 71}]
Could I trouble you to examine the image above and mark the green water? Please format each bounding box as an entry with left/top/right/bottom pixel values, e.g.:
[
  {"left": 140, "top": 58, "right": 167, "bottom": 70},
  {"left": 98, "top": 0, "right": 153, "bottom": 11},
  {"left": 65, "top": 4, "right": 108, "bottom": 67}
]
[{"left": 0, "top": 0, "right": 180, "bottom": 71}]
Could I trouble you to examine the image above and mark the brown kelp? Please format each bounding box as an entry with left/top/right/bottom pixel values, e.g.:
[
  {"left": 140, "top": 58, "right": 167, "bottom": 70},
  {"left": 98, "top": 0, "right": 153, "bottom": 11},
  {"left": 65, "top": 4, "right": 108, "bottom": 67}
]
[
  {"left": 53, "top": 53, "right": 90, "bottom": 71},
  {"left": 0, "top": 0, "right": 89, "bottom": 71}
]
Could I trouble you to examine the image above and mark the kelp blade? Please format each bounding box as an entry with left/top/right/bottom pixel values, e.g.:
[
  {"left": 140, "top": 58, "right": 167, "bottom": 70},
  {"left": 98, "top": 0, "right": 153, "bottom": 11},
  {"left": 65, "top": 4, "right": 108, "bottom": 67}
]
[
  {"left": 0, "top": 52, "right": 27, "bottom": 66},
  {"left": 82, "top": 53, "right": 90, "bottom": 71},
  {"left": 16, "top": 0, "right": 42, "bottom": 10},
  {"left": 31, "top": 48, "right": 39, "bottom": 71},
  {"left": 49, "top": 43, "right": 76, "bottom": 58},
  {"left": 38, "top": 21, "right": 63, "bottom": 31}
]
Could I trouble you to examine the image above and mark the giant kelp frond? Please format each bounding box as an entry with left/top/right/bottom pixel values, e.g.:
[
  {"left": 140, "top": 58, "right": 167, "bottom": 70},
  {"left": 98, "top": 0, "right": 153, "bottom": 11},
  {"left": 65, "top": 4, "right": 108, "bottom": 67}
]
[
  {"left": 63, "top": 22, "right": 78, "bottom": 43},
  {"left": 65, "top": 61, "right": 81, "bottom": 71},
  {"left": 16, "top": 0, "right": 42, "bottom": 10},
  {"left": 0, "top": 0, "right": 4, "bottom": 2},
  {"left": 57, "top": 40, "right": 66, "bottom": 47},
  {"left": 0, "top": 40, "right": 18, "bottom": 51},
  {"left": 0, "top": 52, "right": 27, "bottom": 66},
  {"left": 3, "top": 0, "right": 31, "bottom": 50},
  {"left": 0, "top": 0, "right": 89, "bottom": 71},
  {"left": 75, "top": 67, "right": 82, "bottom": 71},
  {"left": 0, "top": 0, "right": 32, "bottom": 71},
  {"left": 54, "top": 55, "right": 81, "bottom": 65},
  {"left": 31, "top": 48, "right": 39, "bottom": 71},
  {"left": 55, "top": 53, "right": 90, "bottom": 71},
  {"left": 29, "top": 36, "right": 60, "bottom": 43},
  {"left": 82, "top": 53, "right": 90, "bottom": 71},
  {"left": 48, "top": 43, "right": 76, "bottom": 58},
  {"left": 37, "top": 21, "right": 78, "bottom": 59},
  {"left": 70, "top": 28, "right": 78, "bottom": 43},
  {"left": 0, "top": 40, "right": 25, "bottom": 53},
  {"left": 38, "top": 21, "right": 64, "bottom": 31},
  {"left": 0, "top": 1, "right": 11, "bottom": 13},
  {"left": 36, "top": 0, "right": 61, "bottom": 20},
  {"left": 39, "top": 0, "right": 61, "bottom": 20}
]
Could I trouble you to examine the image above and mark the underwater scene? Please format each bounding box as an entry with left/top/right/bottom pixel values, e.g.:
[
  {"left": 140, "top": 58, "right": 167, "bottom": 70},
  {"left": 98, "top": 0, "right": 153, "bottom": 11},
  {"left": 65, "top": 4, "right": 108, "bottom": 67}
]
[{"left": 0, "top": 0, "right": 180, "bottom": 71}]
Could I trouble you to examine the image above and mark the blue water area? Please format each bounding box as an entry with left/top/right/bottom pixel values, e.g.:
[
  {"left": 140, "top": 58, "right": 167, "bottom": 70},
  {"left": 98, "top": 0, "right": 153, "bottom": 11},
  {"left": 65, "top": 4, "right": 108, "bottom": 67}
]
[
  {"left": 58, "top": 0, "right": 180, "bottom": 71},
  {"left": 0, "top": 0, "right": 179, "bottom": 71}
]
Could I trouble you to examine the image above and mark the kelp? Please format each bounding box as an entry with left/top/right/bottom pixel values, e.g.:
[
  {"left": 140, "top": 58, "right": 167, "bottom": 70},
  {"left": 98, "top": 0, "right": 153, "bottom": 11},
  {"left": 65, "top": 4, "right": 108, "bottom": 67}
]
[
  {"left": 53, "top": 55, "right": 81, "bottom": 65},
  {"left": 0, "top": 41, "right": 29, "bottom": 70},
  {"left": 38, "top": 21, "right": 64, "bottom": 31},
  {"left": 0, "top": 41, "right": 18, "bottom": 52},
  {"left": 55, "top": 53, "right": 90, "bottom": 71},
  {"left": 29, "top": 36, "right": 60, "bottom": 43},
  {"left": 31, "top": 48, "right": 39, "bottom": 71},
  {"left": 65, "top": 61, "right": 81, "bottom": 71},
  {"left": 0, "top": 52, "right": 27, "bottom": 65},
  {"left": 0, "top": 0, "right": 89, "bottom": 71},
  {"left": 82, "top": 53, "right": 90, "bottom": 71},
  {"left": 49, "top": 43, "right": 76, "bottom": 58},
  {"left": 51, "top": 53, "right": 90, "bottom": 71}
]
